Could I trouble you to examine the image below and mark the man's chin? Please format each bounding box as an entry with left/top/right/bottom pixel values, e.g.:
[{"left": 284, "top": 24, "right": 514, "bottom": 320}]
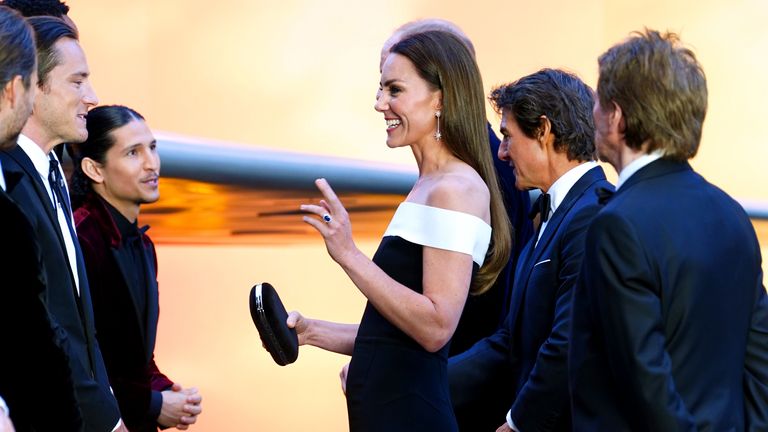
[{"left": 139, "top": 194, "right": 160, "bottom": 205}]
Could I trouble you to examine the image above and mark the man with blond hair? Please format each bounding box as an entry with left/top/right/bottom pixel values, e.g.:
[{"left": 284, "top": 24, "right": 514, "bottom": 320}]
[{"left": 569, "top": 29, "right": 768, "bottom": 431}]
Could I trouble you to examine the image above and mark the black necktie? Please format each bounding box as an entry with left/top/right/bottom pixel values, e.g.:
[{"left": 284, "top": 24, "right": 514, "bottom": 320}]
[
  {"left": 48, "top": 154, "right": 72, "bottom": 224},
  {"left": 596, "top": 186, "right": 614, "bottom": 205},
  {"left": 48, "top": 154, "right": 83, "bottom": 300},
  {"left": 529, "top": 192, "right": 551, "bottom": 223}
]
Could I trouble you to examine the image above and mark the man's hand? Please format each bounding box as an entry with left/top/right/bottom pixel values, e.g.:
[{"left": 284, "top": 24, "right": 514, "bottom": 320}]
[
  {"left": 339, "top": 362, "right": 350, "bottom": 395},
  {"left": 158, "top": 383, "right": 203, "bottom": 430},
  {"left": 496, "top": 422, "right": 514, "bottom": 432}
]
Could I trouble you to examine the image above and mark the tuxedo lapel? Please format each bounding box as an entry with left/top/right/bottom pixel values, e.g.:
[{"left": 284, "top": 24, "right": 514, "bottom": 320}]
[
  {"left": 4, "top": 147, "right": 75, "bottom": 284},
  {"left": 140, "top": 241, "right": 159, "bottom": 360},
  {"left": 3, "top": 169, "right": 23, "bottom": 194},
  {"left": 528, "top": 167, "right": 604, "bottom": 266},
  {"left": 506, "top": 166, "right": 606, "bottom": 336},
  {"left": 110, "top": 247, "right": 149, "bottom": 355},
  {"left": 506, "top": 236, "right": 536, "bottom": 334},
  {"left": 5, "top": 146, "right": 58, "bottom": 226}
]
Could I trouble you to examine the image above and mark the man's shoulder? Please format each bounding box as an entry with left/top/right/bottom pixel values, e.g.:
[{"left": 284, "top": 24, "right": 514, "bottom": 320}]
[
  {"left": 563, "top": 171, "right": 613, "bottom": 221},
  {"left": 0, "top": 146, "right": 32, "bottom": 172},
  {"left": 74, "top": 204, "right": 112, "bottom": 251},
  {"left": 2, "top": 169, "right": 46, "bottom": 219}
]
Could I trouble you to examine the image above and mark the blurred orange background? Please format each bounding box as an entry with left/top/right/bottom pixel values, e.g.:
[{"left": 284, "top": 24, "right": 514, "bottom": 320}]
[{"left": 66, "top": 0, "right": 768, "bottom": 430}]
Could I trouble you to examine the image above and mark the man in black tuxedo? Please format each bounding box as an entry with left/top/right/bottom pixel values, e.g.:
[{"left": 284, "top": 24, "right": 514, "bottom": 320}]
[
  {"left": 0, "top": 6, "right": 82, "bottom": 431},
  {"left": 0, "top": 16, "right": 125, "bottom": 432},
  {"left": 569, "top": 29, "right": 768, "bottom": 431},
  {"left": 448, "top": 69, "right": 613, "bottom": 432}
]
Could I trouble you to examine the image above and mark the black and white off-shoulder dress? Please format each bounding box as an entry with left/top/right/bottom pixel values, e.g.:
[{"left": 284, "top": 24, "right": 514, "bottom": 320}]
[{"left": 345, "top": 202, "right": 491, "bottom": 432}]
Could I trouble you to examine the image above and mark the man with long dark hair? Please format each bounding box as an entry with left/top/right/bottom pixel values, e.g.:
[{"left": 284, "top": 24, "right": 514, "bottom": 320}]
[{"left": 69, "top": 105, "right": 203, "bottom": 432}]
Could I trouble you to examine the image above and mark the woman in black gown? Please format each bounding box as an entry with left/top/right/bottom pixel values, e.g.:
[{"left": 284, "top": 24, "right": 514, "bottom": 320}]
[{"left": 294, "top": 31, "right": 511, "bottom": 431}]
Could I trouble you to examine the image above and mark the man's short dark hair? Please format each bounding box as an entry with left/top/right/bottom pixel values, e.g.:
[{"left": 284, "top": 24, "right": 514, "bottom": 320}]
[
  {"left": 490, "top": 68, "right": 596, "bottom": 162},
  {"left": 2, "top": 0, "right": 69, "bottom": 18},
  {"left": 0, "top": 5, "right": 35, "bottom": 90},
  {"left": 26, "top": 15, "right": 77, "bottom": 89},
  {"left": 597, "top": 29, "right": 707, "bottom": 160}
]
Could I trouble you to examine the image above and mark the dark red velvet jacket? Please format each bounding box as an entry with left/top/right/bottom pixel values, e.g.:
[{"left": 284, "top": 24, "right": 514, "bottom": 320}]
[{"left": 74, "top": 194, "right": 173, "bottom": 432}]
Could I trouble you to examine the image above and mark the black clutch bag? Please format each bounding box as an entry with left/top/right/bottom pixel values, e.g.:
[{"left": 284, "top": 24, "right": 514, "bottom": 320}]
[{"left": 249, "top": 282, "right": 299, "bottom": 366}]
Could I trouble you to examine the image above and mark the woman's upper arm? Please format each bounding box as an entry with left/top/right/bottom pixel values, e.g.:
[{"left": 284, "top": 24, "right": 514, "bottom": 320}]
[
  {"left": 422, "top": 246, "right": 474, "bottom": 321},
  {"left": 420, "top": 176, "right": 488, "bottom": 322}
]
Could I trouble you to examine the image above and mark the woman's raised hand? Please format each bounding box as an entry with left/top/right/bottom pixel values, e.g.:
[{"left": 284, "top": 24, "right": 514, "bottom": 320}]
[{"left": 300, "top": 178, "right": 357, "bottom": 264}]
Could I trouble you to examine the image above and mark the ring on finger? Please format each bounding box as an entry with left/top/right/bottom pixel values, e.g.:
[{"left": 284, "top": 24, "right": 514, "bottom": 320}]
[{"left": 322, "top": 213, "right": 332, "bottom": 223}]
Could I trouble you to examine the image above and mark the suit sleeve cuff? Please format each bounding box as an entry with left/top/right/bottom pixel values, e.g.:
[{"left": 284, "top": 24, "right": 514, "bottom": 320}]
[
  {"left": 506, "top": 410, "right": 521, "bottom": 432},
  {"left": 150, "top": 390, "right": 163, "bottom": 422}
]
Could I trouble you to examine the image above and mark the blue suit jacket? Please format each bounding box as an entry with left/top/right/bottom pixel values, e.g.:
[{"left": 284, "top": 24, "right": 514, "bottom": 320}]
[
  {"left": 450, "top": 165, "right": 611, "bottom": 431},
  {"left": 569, "top": 159, "right": 768, "bottom": 431},
  {"left": 0, "top": 147, "right": 121, "bottom": 431}
]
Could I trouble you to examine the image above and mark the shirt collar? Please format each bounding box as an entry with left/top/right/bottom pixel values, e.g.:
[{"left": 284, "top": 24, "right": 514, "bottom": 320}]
[
  {"left": 617, "top": 150, "right": 664, "bottom": 189},
  {"left": 103, "top": 197, "right": 141, "bottom": 241},
  {"left": 545, "top": 161, "right": 598, "bottom": 216},
  {"left": 17, "top": 133, "right": 53, "bottom": 179},
  {"left": 0, "top": 159, "right": 5, "bottom": 191}
]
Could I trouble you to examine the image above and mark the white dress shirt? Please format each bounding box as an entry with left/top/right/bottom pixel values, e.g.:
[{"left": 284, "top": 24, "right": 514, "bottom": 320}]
[
  {"left": 0, "top": 158, "right": 6, "bottom": 191},
  {"left": 535, "top": 161, "right": 599, "bottom": 245},
  {"left": 17, "top": 134, "right": 80, "bottom": 294},
  {"left": 616, "top": 150, "right": 664, "bottom": 190}
]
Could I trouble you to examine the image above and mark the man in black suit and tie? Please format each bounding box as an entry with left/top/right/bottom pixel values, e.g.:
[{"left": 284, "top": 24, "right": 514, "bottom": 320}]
[
  {"left": 0, "top": 6, "right": 83, "bottom": 431},
  {"left": 448, "top": 69, "right": 613, "bottom": 432},
  {"left": 568, "top": 29, "right": 768, "bottom": 431},
  {"left": 0, "top": 16, "right": 125, "bottom": 432}
]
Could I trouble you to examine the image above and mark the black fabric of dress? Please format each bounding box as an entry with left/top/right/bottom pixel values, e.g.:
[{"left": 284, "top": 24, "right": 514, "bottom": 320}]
[{"left": 346, "top": 236, "right": 475, "bottom": 431}]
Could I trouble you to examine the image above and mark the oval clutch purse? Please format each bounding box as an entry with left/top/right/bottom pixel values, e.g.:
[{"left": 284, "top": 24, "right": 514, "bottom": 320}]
[{"left": 249, "top": 282, "right": 299, "bottom": 366}]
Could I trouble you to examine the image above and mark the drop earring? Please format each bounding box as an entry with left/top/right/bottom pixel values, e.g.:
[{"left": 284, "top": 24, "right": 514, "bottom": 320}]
[{"left": 434, "top": 110, "right": 442, "bottom": 140}]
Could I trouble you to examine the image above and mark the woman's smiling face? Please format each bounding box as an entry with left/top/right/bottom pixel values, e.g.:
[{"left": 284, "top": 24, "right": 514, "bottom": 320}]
[{"left": 374, "top": 53, "right": 441, "bottom": 149}]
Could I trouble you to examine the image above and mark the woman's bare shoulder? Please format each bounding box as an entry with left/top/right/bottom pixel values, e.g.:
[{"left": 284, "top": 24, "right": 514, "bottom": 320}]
[{"left": 424, "top": 165, "right": 490, "bottom": 223}]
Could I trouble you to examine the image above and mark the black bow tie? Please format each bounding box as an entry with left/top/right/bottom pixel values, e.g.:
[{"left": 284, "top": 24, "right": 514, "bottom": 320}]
[
  {"left": 529, "top": 192, "right": 551, "bottom": 223},
  {"left": 596, "top": 187, "right": 615, "bottom": 205}
]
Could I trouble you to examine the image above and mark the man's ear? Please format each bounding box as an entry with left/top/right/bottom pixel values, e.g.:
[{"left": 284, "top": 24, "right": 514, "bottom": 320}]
[
  {"left": 0, "top": 77, "right": 17, "bottom": 110},
  {"left": 538, "top": 115, "right": 554, "bottom": 149},
  {"left": 610, "top": 101, "right": 626, "bottom": 134},
  {"left": 81, "top": 157, "right": 104, "bottom": 184}
]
